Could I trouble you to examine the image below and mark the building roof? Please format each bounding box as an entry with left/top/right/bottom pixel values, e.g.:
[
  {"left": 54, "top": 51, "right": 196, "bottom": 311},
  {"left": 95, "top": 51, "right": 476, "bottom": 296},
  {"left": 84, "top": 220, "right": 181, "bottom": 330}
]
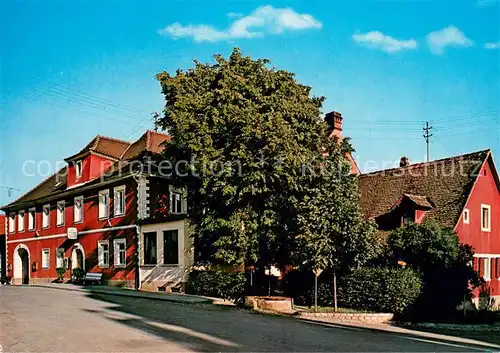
[
  {"left": 121, "top": 130, "right": 170, "bottom": 160},
  {"left": 65, "top": 135, "right": 131, "bottom": 161},
  {"left": 358, "top": 149, "right": 491, "bottom": 228},
  {"left": 2, "top": 130, "right": 170, "bottom": 210}
]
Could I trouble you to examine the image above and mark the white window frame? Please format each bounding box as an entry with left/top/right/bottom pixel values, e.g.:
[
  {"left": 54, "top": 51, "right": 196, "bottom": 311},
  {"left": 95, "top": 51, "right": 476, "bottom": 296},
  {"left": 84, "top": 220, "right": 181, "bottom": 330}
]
[
  {"left": 56, "top": 201, "right": 65, "bottom": 226},
  {"left": 18, "top": 211, "right": 25, "bottom": 232},
  {"left": 113, "top": 185, "right": 126, "bottom": 217},
  {"left": 42, "top": 248, "right": 50, "bottom": 269},
  {"left": 463, "top": 208, "right": 470, "bottom": 224},
  {"left": 483, "top": 257, "right": 491, "bottom": 281},
  {"left": 74, "top": 196, "right": 84, "bottom": 224},
  {"left": 114, "top": 238, "right": 127, "bottom": 268},
  {"left": 97, "top": 240, "right": 110, "bottom": 268},
  {"left": 169, "top": 190, "right": 184, "bottom": 215},
  {"left": 75, "top": 160, "right": 83, "bottom": 178},
  {"left": 9, "top": 213, "right": 15, "bottom": 233},
  {"left": 56, "top": 248, "right": 65, "bottom": 268},
  {"left": 42, "top": 204, "right": 50, "bottom": 229},
  {"left": 28, "top": 207, "right": 36, "bottom": 231},
  {"left": 481, "top": 204, "right": 491, "bottom": 232},
  {"left": 98, "top": 189, "right": 110, "bottom": 219}
]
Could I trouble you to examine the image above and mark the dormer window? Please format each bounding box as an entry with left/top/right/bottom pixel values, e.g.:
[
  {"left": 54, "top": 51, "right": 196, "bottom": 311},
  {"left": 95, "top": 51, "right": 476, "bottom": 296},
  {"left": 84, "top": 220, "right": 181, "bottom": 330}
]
[
  {"left": 402, "top": 214, "right": 413, "bottom": 227},
  {"left": 463, "top": 208, "right": 470, "bottom": 224},
  {"left": 75, "top": 160, "right": 83, "bottom": 178}
]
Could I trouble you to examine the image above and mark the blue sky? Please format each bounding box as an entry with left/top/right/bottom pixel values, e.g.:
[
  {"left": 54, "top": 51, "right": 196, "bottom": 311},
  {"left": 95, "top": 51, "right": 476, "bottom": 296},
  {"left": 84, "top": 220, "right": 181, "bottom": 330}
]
[{"left": 1, "top": 0, "right": 499, "bottom": 205}]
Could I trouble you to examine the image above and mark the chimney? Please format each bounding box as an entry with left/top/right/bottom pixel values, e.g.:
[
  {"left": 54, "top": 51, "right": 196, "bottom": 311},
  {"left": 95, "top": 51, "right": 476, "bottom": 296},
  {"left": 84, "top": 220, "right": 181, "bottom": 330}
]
[
  {"left": 400, "top": 156, "right": 410, "bottom": 167},
  {"left": 325, "top": 111, "right": 343, "bottom": 139}
]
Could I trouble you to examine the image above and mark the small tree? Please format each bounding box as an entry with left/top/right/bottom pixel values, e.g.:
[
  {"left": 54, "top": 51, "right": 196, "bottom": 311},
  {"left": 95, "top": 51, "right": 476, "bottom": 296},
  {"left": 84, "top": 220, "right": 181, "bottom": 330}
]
[{"left": 385, "top": 222, "right": 480, "bottom": 320}]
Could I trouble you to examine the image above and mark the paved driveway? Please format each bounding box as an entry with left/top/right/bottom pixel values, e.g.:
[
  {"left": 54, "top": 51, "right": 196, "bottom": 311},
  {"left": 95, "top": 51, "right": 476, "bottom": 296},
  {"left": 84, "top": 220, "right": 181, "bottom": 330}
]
[{"left": 0, "top": 286, "right": 492, "bottom": 352}]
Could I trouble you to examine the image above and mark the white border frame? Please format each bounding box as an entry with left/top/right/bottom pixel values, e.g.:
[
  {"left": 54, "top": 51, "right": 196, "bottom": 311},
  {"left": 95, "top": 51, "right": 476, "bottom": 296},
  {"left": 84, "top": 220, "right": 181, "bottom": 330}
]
[{"left": 481, "top": 204, "right": 491, "bottom": 232}]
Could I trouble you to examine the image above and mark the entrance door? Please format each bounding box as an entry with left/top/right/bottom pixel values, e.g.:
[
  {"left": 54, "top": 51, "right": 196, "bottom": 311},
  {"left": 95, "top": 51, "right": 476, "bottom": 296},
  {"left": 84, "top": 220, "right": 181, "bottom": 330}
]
[
  {"left": 19, "top": 249, "right": 29, "bottom": 284},
  {"left": 72, "top": 247, "right": 85, "bottom": 271},
  {"left": 76, "top": 249, "right": 84, "bottom": 269}
]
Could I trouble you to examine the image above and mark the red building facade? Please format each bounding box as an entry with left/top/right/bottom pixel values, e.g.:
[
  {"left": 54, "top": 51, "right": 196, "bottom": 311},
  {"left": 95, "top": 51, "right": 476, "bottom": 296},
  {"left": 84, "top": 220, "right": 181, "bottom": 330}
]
[
  {"left": 359, "top": 150, "right": 500, "bottom": 308},
  {"left": 2, "top": 131, "right": 190, "bottom": 290}
]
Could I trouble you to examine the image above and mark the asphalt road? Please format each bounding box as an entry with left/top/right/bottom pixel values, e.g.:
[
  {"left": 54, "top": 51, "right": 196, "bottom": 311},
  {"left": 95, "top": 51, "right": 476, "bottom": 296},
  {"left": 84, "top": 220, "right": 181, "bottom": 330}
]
[{"left": 0, "top": 286, "right": 492, "bottom": 352}]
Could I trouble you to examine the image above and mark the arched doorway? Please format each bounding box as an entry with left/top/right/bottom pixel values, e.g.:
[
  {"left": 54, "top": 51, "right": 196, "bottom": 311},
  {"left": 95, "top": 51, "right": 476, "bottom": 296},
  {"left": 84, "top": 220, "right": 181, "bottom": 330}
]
[
  {"left": 13, "top": 244, "right": 30, "bottom": 285},
  {"left": 71, "top": 243, "right": 85, "bottom": 271}
]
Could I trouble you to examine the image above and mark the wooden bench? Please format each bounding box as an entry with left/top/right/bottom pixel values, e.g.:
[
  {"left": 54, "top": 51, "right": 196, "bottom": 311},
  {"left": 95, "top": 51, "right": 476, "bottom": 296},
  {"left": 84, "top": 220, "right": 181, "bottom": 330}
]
[{"left": 83, "top": 272, "right": 103, "bottom": 285}]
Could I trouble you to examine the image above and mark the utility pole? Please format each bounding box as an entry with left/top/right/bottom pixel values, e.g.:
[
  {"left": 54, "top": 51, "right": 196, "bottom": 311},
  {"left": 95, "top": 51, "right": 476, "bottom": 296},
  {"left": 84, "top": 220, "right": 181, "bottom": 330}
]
[
  {"left": 0, "top": 185, "right": 20, "bottom": 198},
  {"left": 152, "top": 111, "right": 159, "bottom": 132},
  {"left": 423, "top": 121, "right": 433, "bottom": 162}
]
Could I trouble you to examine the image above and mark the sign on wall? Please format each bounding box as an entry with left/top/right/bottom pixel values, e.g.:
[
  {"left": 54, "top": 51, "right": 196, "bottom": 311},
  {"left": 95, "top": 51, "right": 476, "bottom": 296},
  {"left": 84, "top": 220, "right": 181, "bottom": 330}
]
[{"left": 67, "top": 227, "right": 78, "bottom": 240}]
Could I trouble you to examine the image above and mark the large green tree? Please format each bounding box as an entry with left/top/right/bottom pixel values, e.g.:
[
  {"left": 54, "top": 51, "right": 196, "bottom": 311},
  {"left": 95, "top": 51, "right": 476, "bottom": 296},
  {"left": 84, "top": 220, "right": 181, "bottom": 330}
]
[{"left": 156, "top": 48, "right": 378, "bottom": 272}]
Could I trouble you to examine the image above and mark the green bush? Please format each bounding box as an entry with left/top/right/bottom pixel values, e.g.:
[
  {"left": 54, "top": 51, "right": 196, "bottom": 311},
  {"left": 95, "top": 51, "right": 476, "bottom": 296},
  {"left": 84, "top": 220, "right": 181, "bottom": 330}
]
[
  {"left": 71, "top": 268, "right": 85, "bottom": 284},
  {"left": 337, "top": 267, "right": 422, "bottom": 314},
  {"left": 56, "top": 267, "right": 67, "bottom": 281},
  {"left": 186, "top": 269, "right": 246, "bottom": 302}
]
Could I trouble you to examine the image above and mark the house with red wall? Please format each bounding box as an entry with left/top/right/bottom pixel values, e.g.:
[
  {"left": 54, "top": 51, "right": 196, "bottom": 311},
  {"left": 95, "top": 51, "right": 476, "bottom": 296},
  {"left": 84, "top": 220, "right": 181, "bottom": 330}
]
[
  {"left": 1, "top": 130, "right": 192, "bottom": 291},
  {"left": 1, "top": 214, "right": 6, "bottom": 281},
  {"left": 359, "top": 150, "right": 500, "bottom": 308}
]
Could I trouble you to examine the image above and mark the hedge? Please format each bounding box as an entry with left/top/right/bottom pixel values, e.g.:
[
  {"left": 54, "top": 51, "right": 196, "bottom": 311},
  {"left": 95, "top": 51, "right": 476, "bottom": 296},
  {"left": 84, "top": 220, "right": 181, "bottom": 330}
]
[
  {"left": 186, "top": 269, "right": 246, "bottom": 302},
  {"left": 337, "top": 267, "right": 423, "bottom": 314}
]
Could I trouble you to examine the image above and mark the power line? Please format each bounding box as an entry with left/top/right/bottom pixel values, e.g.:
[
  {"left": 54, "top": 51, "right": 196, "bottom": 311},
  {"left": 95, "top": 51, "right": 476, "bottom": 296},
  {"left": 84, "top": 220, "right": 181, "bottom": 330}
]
[
  {"left": 39, "top": 82, "right": 150, "bottom": 115},
  {"left": 423, "top": 121, "right": 433, "bottom": 162},
  {"left": 31, "top": 87, "right": 141, "bottom": 120}
]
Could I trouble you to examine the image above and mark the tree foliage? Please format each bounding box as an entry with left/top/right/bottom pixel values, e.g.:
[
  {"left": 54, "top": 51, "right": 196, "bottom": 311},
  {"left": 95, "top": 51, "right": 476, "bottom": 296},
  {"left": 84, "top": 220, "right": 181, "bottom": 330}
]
[
  {"left": 156, "top": 48, "right": 378, "bottom": 271},
  {"left": 385, "top": 222, "right": 480, "bottom": 320}
]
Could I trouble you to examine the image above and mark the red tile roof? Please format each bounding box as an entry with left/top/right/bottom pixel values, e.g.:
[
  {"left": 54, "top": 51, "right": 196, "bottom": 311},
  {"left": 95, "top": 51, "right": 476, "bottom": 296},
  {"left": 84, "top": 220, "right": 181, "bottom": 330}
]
[
  {"left": 358, "top": 149, "right": 491, "bottom": 228},
  {"left": 2, "top": 131, "right": 171, "bottom": 210},
  {"left": 121, "top": 130, "right": 170, "bottom": 160},
  {"left": 65, "top": 135, "right": 131, "bottom": 161}
]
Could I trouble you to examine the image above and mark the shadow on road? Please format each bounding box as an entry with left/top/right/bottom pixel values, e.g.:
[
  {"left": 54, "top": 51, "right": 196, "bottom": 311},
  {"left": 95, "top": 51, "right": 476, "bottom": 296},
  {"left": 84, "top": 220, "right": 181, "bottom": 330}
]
[{"left": 83, "top": 291, "right": 499, "bottom": 352}]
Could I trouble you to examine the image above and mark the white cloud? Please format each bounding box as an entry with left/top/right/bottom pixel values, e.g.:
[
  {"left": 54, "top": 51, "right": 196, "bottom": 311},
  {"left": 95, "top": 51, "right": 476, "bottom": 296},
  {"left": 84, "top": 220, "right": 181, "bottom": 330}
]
[
  {"left": 227, "top": 12, "right": 244, "bottom": 18},
  {"left": 352, "top": 31, "right": 417, "bottom": 53},
  {"left": 484, "top": 41, "right": 500, "bottom": 49},
  {"left": 426, "top": 26, "right": 474, "bottom": 55},
  {"left": 157, "top": 5, "right": 322, "bottom": 42},
  {"left": 477, "top": 0, "right": 498, "bottom": 7}
]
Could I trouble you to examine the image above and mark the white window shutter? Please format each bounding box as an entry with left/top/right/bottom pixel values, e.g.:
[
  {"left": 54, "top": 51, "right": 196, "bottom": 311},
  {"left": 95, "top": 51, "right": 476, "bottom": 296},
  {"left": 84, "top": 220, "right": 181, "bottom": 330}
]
[
  {"left": 98, "top": 244, "right": 103, "bottom": 266},
  {"left": 113, "top": 241, "right": 118, "bottom": 266}
]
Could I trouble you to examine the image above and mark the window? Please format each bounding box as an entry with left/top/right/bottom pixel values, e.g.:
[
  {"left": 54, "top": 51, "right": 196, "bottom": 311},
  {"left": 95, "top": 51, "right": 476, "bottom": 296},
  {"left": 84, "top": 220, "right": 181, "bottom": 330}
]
[
  {"left": 463, "top": 208, "right": 470, "bottom": 224},
  {"left": 42, "top": 249, "right": 50, "bottom": 269},
  {"left": 402, "top": 214, "right": 413, "bottom": 227},
  {"left": 169, "top": 190, "right": 184, "bottom": 214},
  {"left": 484, "top": 258, "right": 492, "bottom": 281},
  {"left": 495, "top": 258, "right": 500, "bottom": 279},
  {"left": 56, "top": 248, "right": 65, "bottom": 268},
  {"left": 143, "top": 232, "right": 157, "bottom": 265},
  {"left": 28, "top": 207, "right": 36, "bottom": 230},
  {"left": 75, "top": 160, "right": 82, "bottom": 178},
  {"left": 57, "top": 201, "right": 65, "bottom": 226},
  {"left": 18, "top": 211, "right": 25, "bottom": 232},
  {"left": 9, "top": 213, "right": 15, "bottom": 233},
  {"left": 97, "top": 241, "right": 109, "bottom": 268},
  {"left": 42, "top": 204, "right": 50, "bottom": 228},
  {"left": 99, "top": 189, "right": 110, "bottom": 219},
  {"left": 481, "top": 204, "right": 491, "bottom": 232},
  {"left": 163, "top": 230, "right": 179, "bottom": 265},
  {"left": 113, "top": 186, "right": 126, "bottom": 216},
  {"left": 74, "top": 196, "right": 83, "bottom": 223},
  {"left": 114, "top": 238, "right": 127, "bottom": 267}
]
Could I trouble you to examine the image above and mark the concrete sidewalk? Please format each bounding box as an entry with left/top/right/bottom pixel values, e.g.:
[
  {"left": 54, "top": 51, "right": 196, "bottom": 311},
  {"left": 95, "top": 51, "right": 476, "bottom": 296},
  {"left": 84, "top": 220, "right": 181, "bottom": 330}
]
[
  {"left": 300, "top": 317, "right": 500, "bottom": 350},
  {"left": 29, "top": 282, "right": 214, "bottom": 304}
]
